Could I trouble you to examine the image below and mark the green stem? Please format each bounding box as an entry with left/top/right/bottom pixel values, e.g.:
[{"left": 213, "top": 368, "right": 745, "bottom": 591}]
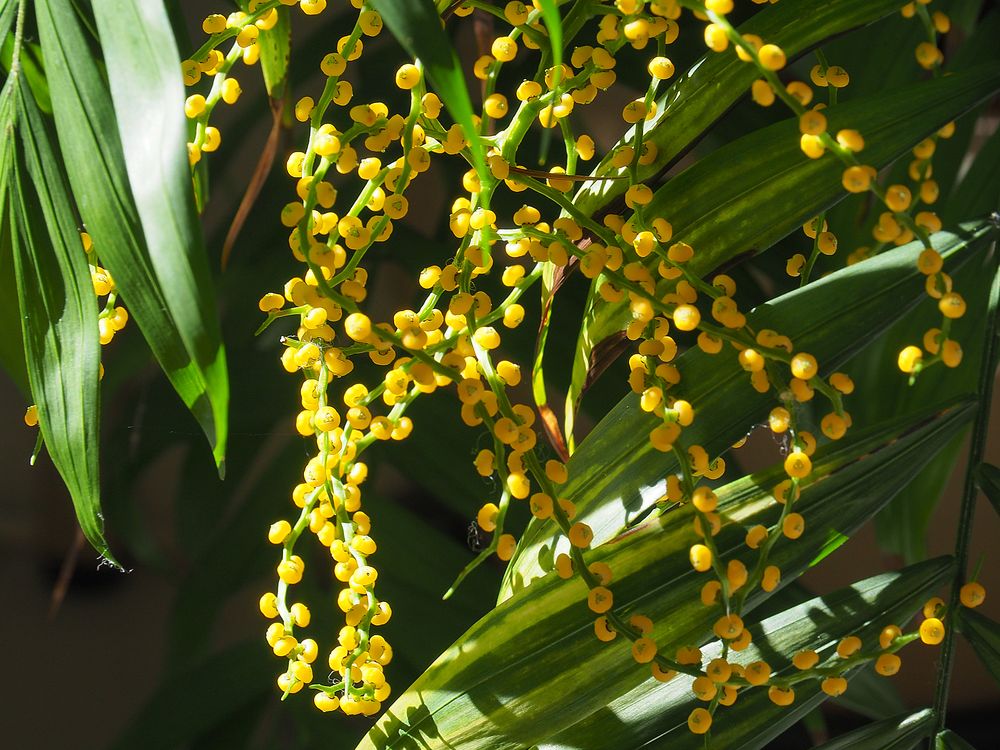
[
  {"left": 799, "top": 211, "right": 826, "bottom": 287},
  {"left": 931, "top": 242, "right": 1000, "bottom": 737}
]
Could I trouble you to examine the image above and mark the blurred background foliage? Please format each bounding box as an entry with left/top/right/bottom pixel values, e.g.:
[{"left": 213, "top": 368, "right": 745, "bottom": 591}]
[{"left": 1, "top": 0, "right": 999, "bottom": 748}]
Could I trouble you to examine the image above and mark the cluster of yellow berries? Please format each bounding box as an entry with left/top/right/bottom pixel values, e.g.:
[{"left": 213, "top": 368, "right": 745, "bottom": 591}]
[
  {"left": 248, "top": 1, "right": 404, "bottom": 715},
  {"left": 679, "top": 584, "right": 987, "bottom": 736},
  {"left": 168, "top": 0, "right": 981, "bottom": 731},
  {"left": 714, "top": 0, "right": 965, "bottom": 379},
  {"left": 81, "top": 231, "right": 129, "bottom": 350},
  {"left": 23, "top": 230, "right": 123, "bottom": 431},
  {"left": 527, "top": 0, "right": 978, "bottom": 738},
  {"left": 181, "top": 0, "right": 296, "bottom": 166}
]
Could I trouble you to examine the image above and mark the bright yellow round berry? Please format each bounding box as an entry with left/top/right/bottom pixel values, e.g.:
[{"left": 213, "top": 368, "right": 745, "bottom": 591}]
[
  {"left": 920, "top": 617, "right": 945, "bottom": 645},
  {"left": 875, "top": 653, "right": 901, "bottom": 676},
  {"left": 687, "top": 707, "right": 712, "bottom": 735},
  {"left": 784, "top": 451, "right": 811, "bottom": 479},
  {"left": 897, "top": 345, "right": 923, "bottom": 374},
  {"left": 758, "top": 44, "right": 787, "bottom": 71},
  {"left": 960, "top": 581, "right": 986, "bottom": 608}
]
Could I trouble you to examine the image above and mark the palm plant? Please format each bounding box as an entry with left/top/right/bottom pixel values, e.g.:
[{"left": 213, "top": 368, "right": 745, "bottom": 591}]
[{"left": 2, "top": 0, "right": 1000, "bottom": 748}]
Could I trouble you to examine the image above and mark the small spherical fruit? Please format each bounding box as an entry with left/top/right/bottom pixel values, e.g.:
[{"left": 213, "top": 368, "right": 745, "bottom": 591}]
[
  {"left": 875, "top": 653, "right": 901, "bottom": 676},
  {"left": 758, "top": 44, "right": 786, "bottom": 71},
  {"left": 960, "top": 581, "right": 986, "bottom": 608},
  {"left": 687, "top": 707, "right": 712, "bottom": 735},
  {"left": 631, "top": 637, "right": 657, "bottom": 664},
  {"left": 790, "top": 352, "right": 818, "bottom": 380},
  {"left": 784, "top": 451, "right": 812, "bottom": 479},
  {"left": 689, "top": 544, "right": 713, "bottom": 572},
  {"left": 588, "top": 586, "right": 613, "bottom": 613},
  {"left": 836, "top": 635, "right": 862, "bottom": 658},
  {"left": 920, "top": 617, "right": 945, "bottom": 645},
  {"left": 793, "top": 650, "right": 819, "bottom": 670},
  {"left": 714, "top": 613, "right": 744, "bottom": 640},
  {"left": 898, "top": 345, "right": 923, "bottom": 374},
  {"left": 768, "top": 685, "right": 795, "bottom": 706},
  {"left": 821, "top": 676, "right": 848, "bottom": 696}
]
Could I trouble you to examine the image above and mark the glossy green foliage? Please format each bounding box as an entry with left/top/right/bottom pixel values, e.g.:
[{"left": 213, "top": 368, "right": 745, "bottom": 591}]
[
  {"left": 506, "top": 221, "right": 997, "bottom": 598},
  {"left": 541, "top": 569, "right": 948, "bottom": 750},
  {"left": 92, "top": 0, "right": 229, "bottom": 471},
  {"left": 3, "top": 70, "right": 109, "bottom": 561},
  {"left": 565, "top": 65, "right": 1000, "bottom": 442},
  {"left": 813, "top": 709, "right": 935, "bottom": 750},
  {"left": 356, "top": 402, "right": 970, "bottom": 750},
  {"left": 38, "top": 0, "right": 229, "bottom": 472}
]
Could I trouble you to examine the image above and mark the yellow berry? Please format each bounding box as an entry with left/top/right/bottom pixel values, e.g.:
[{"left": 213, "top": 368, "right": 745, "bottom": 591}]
[
  {"left": 744, "top": 660, "right": 770, "bottom": 686},
  {"left": 477, "top": 503, "right": 499, "bottom": 532},
  {"left": 836, "top": 635, "right": 862, "bottom": 658},
  {"left": 762, "top": 565, "right": 781, "bottom": 592},
  {"left": 745, "top": 524, "right": 768, "bottom": 550},
  {"left": 880, "top": 625, "right": 902, "bottom": 650},
  {"left": 314, "top": 691, "right": 340, "bottom": 712},
  {"left": 875, "top": 653, "right": 901, "bottom": 676},
  {"left": 588, "top": 586, "right": 613, "bottom": 613},
  {"left": 259, "top": 592, "right": 278, "bottom": 618},
  {"left": 568, "top": 522, "right": 594, "bottom": 549},
  {"left": 689, "top": 544, "right": 712, "bottom": 572},
  {"left": 268, "top": 520, "right": 292, "bottom": 544},
  {"left": 631, "top": 637, "right": 657, "bottom": 664},
  {"left": 784, "top": 451, "right": 811, "bottom": 479},
  {"left": 842, "top": 165, "right": 871, "bottom": 193},
  {"left": 758, "top": 44, "right": 787, "bottom": 71},
  {"left": 184, "top": 94, "right": 206, "bottom": 119},
  {"left": 491, "top": 36, "right": 518, "bottom": 62},
  {"left": 898, "top": 345, "right": 923, "bottom": 374},
  {"left": 836, "top": 129, "right": 864, "bottom": 152},
  {"left": 793, "top": 650, "right": 819, "bottom": 670},
  {"left": 648, "top": 56, "right": 675, "bottom": 79},
  {"left": 673, "top": 304, "right": 700, "bottom": 331},
  {"left": 706, "top": 658, "right": 732, "bottom": 683},
  {"left": 822, "top": 676, "right": 848, "bottom": 696},
  {"left": 768, "top": 685, "right": 795, "bottom": 706},
  {"left": 799, "top": 109, "right": 827, "bottom": 136},
  {"left": 701, "top": 580, "right": 722, "bottom": 605},
  {"left": 713, "top": 613, "right": 744, "bottom": 640},
  {"left": 790, "top": 352, "right": 817, "bottom": 380},
  {"left": 782, "top": 512, "right": 805, "bottom": 539},
  {"left": 920, "top": 617, "right": 945, "bottom": 645},
  {"left": 960, "top": 581, "right": 986, "bottom": 608},
  {"left": 497, "top": 533, "right": 517, "bottom": 561},
  {"left": 594, "top": 616, "right": 617, "bottom": 642},
  {"left": 692, "top": 486, "right": 718, "bottom": 513},
  {"left": 939, "top": 293, "right": 966, "bottom": 319},
  {"left": 687, "top": 707, "right": 712, "bottom": 735}
]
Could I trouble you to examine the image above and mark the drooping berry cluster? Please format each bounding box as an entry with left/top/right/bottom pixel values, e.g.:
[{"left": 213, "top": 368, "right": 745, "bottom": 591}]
[{"left": 167, "top": 0, "right": 985, "bottom": 732}]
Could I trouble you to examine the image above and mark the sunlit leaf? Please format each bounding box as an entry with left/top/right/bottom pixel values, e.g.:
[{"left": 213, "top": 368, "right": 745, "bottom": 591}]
[
  {"left": 355, "top": 401, "right": 969, "bottom": 750},
  {"left": 38, "top": 0, "right": 230, "bottom": 473},
  {"left": 505, "top": 220, "right": 997, "bottom": 598},
  {"left": 91, "top": 0, "right": 229, "bottom": 473},
  {"left": 542, "top": 572, "right": 945, "bottom": 750},
  {"left": 6, "top": 73, "right": 113, "bottom": 563},
  {"left": 565, "top": 66, "right": 1000, "bottom": 443}
]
